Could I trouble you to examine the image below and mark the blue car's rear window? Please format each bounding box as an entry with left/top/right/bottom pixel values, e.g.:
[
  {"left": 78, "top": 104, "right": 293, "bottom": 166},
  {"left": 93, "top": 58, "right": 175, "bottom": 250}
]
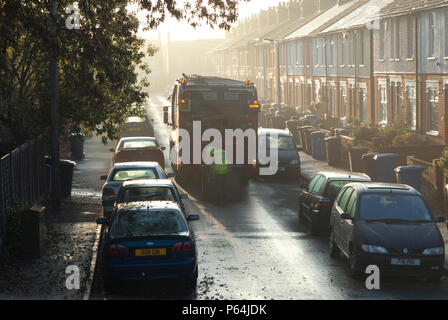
[
  {"left": 110, "top": 210, "right": 187, "bottom": 238},
  {"left": 359, "top": 194, "right": 432, "bottom": 222}
]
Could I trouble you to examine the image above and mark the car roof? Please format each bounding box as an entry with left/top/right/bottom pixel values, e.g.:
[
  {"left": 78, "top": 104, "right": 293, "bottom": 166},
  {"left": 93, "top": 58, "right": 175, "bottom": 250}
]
[
  {"left": 117, "top": 201, "right": 181, "bottom": 213},
  {"left": 112, "top": 161, "right": 161, "bottom": 169},
  {"left": 258, "top": 128, "right": 293, "bottom": 137},
  {"left": 316, "top": 171, "right": 371, "bottom": 181},
  {"left": 118, "top": 136, "right": 157, "bottom": 142},
  {"left": 122, "top": 179, "right": 174, "bottom": 188},
  {"left": 343, "top": 182, "right": 419, "bottom": 195}
]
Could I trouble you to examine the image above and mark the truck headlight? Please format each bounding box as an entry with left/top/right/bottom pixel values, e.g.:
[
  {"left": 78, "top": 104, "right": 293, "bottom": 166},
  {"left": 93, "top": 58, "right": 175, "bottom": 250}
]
[
  {"left": 422, "top": 247, "right": 444, "bottom": 255},
  {"left": 361, "top": 244, "right": 388, "bottom": 254}
]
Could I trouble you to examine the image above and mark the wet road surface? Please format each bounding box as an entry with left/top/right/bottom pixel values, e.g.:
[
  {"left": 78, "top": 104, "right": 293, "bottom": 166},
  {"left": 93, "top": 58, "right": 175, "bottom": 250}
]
[{"left": 90, "top": 95, "right": 448, "bottom": 300}]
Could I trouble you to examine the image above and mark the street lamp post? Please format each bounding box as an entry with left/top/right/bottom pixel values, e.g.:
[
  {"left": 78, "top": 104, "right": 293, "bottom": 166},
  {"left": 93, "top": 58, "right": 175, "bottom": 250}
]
[{"left": 50, "top": 0, "right": 60, "bottom": 210}]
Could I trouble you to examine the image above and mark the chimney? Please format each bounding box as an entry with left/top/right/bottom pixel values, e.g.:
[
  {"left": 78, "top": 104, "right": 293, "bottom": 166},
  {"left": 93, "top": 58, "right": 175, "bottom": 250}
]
[
  {"left": 276, "top": 2, "right": 289, "bottom": 24},
  {"left": 301, "top": 0, "right": 319, "bottom": 18},
  {"left": 288, "top": 0, "right": 301, "bottom": 20},
  {"left": 267, "top": 7, "right": 277, "bottom": 26}
]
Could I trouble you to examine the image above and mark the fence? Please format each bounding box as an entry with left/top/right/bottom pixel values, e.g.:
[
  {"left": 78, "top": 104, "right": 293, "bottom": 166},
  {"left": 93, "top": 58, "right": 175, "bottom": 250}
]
[
  {"left": 407, "top": 156, "right": 444, "bottom": 197},
  {"left": 0, "top": 135, "right": 48, "bottom": 243}
]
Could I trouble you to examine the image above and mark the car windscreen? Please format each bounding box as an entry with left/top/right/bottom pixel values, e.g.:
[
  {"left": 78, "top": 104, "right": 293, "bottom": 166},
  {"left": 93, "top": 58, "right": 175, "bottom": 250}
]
[
  {"left": 266, "top": 135, "right": 295, "bottom": 151},
  {"left": 325, "top": 180, "right": 353, "bottom": 200},
  {"left": 110, "top": 210, "right": 188, "bottom": 238},
  {"left": 190, "top": 90, "right": 249, "bottom": 115},
  {"left": 111, "top": 169, "right": 158, "bottom": 181},
  {"left": 120, "top": 187, "right": 176, "bottom": 203},
  {"left": 120, "top": 140, "right": 156, "bottom": 149},
  {"left": 359, "top": 193, "right": 433, "bottom": 222},
  {"left": 125, "top": 116, "right": 147, "bottom": 124}
]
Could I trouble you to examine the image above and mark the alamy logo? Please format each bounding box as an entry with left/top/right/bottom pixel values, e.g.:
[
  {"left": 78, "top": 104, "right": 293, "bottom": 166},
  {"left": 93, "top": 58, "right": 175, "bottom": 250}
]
[
  {"left": 65, "top": 4, "right": 80, "bottom": 30},
  {"left": 65, "top": 265, "right": 80, "bottom": 290},
  {"left": 365, "top": 265, "right": 380, "bottom": 290},
  {"left": 169, "top": 121, "right": 279, "bottom": 175}
]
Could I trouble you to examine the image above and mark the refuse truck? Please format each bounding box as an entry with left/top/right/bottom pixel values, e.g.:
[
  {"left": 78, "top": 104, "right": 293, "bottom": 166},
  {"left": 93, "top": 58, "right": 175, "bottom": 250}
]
[{"left": 164, "top": 74, "right": 259, "bottom": 200}]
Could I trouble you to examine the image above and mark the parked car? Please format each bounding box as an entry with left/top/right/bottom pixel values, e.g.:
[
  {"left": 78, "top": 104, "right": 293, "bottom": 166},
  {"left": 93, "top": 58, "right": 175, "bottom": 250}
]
[
  {"left": 119, "top": 115, "right": 154, "bottom": 138},
  {"left": 97, "top": 201, "right": 199, "bottom": 291},
  {"left": 115, "top": 179, "right": 188, "bottom": 217},
  {"left": 101, "top": 161, "right": 168, "bottom": 218},
  {"left": 258, "top": 128, "right": 301, "bottom": 179},
  {"left": 329, "top": 182, "right": 446, "bottom": 280},
  {"left": 299, "top": 172, "right": 371, "bottom": 234},
  {"left": 111, "top": 137, "right": 165, "bottom": 168}
]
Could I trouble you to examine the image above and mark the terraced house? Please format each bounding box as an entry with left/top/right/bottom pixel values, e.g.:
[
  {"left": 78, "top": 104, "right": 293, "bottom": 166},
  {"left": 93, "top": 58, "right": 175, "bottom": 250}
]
[{"left": 210, "top": 0, "right": 448, "bottom": 147}]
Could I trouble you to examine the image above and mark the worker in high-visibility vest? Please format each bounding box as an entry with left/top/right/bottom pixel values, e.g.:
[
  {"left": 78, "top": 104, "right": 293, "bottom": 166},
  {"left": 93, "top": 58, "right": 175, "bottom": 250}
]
[{"left": 205, "top": 146, "right": 229, "bottom": 204}]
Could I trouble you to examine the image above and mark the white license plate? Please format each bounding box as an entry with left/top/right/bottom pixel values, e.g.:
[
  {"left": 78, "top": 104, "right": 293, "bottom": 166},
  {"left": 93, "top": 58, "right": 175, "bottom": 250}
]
[
  {"left": 278, "top": 167, "right": 286, "bottom": 172},
  {"left": 391, "top": 258, "right": 421, "bottom": 266}
]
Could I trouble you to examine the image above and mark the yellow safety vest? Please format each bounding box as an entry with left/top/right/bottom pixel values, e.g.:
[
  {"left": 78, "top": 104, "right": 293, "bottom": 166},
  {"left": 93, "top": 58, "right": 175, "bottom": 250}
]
[{"left": 207, "top": 147, "right": 228, "bottom": 175}]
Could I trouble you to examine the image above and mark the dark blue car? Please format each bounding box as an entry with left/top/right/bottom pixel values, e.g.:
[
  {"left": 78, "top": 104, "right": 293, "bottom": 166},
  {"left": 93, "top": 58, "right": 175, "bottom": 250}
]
[{"left": 97, "top": 201, "right": 199, "bottom": 292}]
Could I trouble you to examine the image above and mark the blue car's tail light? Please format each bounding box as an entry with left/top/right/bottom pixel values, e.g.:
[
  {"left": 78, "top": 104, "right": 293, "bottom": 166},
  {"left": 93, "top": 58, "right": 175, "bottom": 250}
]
[
  {"left": 171, "top": 241, "right": 194, "bottom": 254},
  {"left": 108, "top": 244, "right": 130, "bottom": 256}
]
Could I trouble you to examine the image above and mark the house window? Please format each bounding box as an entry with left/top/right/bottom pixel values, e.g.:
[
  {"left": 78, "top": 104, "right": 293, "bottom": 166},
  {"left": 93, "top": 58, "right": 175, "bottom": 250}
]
[
  {"left": 340, "top": 85, "right": 347, "bottom": 118},
  {"left": 360, "top": 88, "right": 367, "bottom": 123},
  {"left": 427, "top": 84, "right": 439, "bottom": 134},
  {"left": 379, "top": 84, "right": 387, "bottom": 124},
  {"left": 406, "top": 86, "right": 417, "bottom": 131},
  {"left": 349, "top": 34, "right": 353, "bottom": 66},
  {"left": 379, "top": 21, "right": 385, "bottom": 59},
  {"left": 315, "top": 81, "right": 321, "bottom": 104},
  {"left": 329, "top": 40, "right": 334, "bottom": 66},
  {"left": 429, "top": 12, "right": 436, "bottom": 57},
  {"left": 408, "top": 16, "right": 415, "bottom": 58},
  {"left": 331, "top": 85, "right": 336, "bottom": 116},
  {"left": 341, "top": 37, "right": 346, "bottom": 65},
  {"left": 394, "top": 20, "right": 400, "bottom": 59},
  {"left": 391, "top": 83, "right": 397, "bottom": 121},
  {"left": 445, "top": 10, "right": 448, "bottom": 57},
  {"left": 358, "top": 30, "right": 365, "bottom": 65}
]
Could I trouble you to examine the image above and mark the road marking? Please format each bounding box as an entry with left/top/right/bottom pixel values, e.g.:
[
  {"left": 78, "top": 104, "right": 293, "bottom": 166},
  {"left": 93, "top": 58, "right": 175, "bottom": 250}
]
[{"left": 83, "top": 224, "right": 102, "bottom": 300}]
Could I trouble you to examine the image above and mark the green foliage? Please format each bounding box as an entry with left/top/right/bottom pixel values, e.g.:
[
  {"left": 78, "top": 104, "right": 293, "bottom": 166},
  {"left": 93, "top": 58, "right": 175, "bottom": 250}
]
[
  {"left": 376, "top": 122, "right": 409, "bottom": 151},
  {"left": 392, "top": 131, "right": 425, "bottom": 147},
  {"left": 438, "top": 147, "right": 448, "bottom": 170},
  {"left": 317, "top": 117, "right": 341, "bottom": 130},
  {"left": 353, "top": 124, "right": 380, "bottom": 143},
  {"left": 0, "top": 0, "right": 244, "bottom": 147}
]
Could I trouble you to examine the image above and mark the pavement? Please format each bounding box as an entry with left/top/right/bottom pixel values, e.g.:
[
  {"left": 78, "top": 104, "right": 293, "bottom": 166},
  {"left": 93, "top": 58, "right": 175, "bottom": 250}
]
[
  {"left": 0, "top": 135, "right": 110, "bottom": 299},
  {"left": 298, "top": 150, "right": 448, "bottom": 273}
]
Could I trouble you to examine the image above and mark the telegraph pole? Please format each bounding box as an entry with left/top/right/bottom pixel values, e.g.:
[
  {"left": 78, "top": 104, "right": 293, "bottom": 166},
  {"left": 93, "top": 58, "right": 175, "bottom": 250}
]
[{"left": 50, "top": 0, "right": 60, "bottom": 210}]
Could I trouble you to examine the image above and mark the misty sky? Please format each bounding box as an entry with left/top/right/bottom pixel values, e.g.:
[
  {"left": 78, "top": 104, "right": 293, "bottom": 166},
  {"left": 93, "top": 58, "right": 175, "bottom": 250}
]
[{"left": 137, "top": 0, "right": 285, "bottom": 41}]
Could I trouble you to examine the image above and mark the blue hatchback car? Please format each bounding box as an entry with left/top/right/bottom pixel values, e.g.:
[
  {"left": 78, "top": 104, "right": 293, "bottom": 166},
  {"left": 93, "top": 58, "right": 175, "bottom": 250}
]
[{"left": 97, "top": 201, "right": 199, "bottom": 292}]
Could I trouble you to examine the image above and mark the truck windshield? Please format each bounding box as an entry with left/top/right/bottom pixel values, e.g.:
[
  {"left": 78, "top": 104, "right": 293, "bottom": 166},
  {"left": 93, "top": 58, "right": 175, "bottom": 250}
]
[{"left": 189, "top": 90, "right": 250, "bottom": 115}]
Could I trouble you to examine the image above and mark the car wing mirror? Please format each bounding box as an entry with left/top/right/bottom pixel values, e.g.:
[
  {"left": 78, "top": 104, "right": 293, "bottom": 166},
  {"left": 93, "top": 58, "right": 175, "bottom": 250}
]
[
  {"left": 435, "top": 216, "right": 446, "bottom": 223},
  {"left": 167, "top": 173, "right": 175, "bottom": 178},
  {"left": 187, "top": 214, "right": 199, "bottom": 221},
  {"left": 100, "top": 175, "right": 107, "bottom": 180},
  {"left": 296, "top": 145, "right": 303, "bottom": 152},
  {"left": 161, "top": 146, "right": 166, "bottom": 151},
  {"left": 180, "top": 194, "right": 188, "bottom": 200},
  {"left": 340, "top": 213, "right": 352, "bottom": 220},
  {"left": 96, "top": 218, "right": 108, "bottom": 225},
  {"left": 108, "top": 148, "right": 115, "bottom": 153}
]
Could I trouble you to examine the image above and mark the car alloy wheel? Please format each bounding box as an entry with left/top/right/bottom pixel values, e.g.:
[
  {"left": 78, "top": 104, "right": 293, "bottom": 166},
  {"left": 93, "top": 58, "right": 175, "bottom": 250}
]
[{"left": 329, "top": 229, "right": 340, "bottom": 258}]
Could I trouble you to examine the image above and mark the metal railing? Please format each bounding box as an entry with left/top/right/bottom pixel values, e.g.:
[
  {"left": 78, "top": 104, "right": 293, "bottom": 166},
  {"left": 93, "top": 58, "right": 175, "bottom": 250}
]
[{"left": 0, "top": 135, "right": 48, "bottom": 241}]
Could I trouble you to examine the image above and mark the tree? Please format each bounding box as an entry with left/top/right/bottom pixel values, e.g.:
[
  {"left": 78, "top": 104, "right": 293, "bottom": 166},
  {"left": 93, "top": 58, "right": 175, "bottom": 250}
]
[{"left": 0, "top": 0, "right": 249, "bottom": 147}]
